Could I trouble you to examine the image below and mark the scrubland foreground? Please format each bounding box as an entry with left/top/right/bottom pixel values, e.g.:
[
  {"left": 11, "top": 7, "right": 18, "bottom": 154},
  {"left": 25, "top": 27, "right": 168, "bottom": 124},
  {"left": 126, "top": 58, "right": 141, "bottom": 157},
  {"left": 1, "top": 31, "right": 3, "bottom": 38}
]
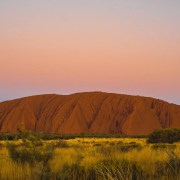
[{"left": 0, "top": 132, "right": 180, "bottom": 180}]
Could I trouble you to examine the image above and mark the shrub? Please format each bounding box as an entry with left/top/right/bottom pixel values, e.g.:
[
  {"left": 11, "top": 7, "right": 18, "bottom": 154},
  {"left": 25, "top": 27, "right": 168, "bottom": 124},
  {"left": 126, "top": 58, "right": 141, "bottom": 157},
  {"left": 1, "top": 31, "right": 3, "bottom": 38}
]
[
  {"left": 151, "top": 143, "right": 176, "bottom": 150},
  {"left": 0, "top": 133, "right": 17, "bottom": 140},
  {"left": 54, "top": 140, "right": 69, "bottom": 148},
  {"left": 7, "top": 143, "right": 53, "bottom": 164},
  {"left": 97, "top": 145, "right": 114, "bottom": 156},
  {"left": 118, "top": 143, "right": 142, "bottom": 152},
  {"left": 7, "top": 132, "right": 54, "bottom": 164},
  {"left": 147, "top": 128, "right": 180, "bottom": 144},
  {"left": 93, "top": 143, "right": 101, "bottom": 147}
]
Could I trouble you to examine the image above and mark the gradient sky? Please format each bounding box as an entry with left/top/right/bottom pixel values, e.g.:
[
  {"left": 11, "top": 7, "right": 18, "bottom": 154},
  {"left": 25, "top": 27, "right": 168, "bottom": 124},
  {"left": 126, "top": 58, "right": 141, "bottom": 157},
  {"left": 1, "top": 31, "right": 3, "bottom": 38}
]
[{"left": 0, "top": 0, "right": 180, "bottom": 104}]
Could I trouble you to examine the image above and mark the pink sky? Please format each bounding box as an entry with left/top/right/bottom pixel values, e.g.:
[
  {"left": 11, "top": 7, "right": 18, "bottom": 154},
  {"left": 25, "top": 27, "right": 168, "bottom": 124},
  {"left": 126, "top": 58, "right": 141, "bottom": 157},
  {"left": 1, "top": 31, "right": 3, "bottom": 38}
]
[{"left": 0, "top": 1, "right": 180, "bottom": 104}]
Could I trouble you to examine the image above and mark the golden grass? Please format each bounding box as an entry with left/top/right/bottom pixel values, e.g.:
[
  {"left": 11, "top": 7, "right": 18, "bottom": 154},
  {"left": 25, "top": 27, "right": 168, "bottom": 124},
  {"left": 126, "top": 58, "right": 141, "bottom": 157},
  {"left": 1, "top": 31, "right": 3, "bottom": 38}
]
[
  {"left": 0, "top": 138, "right": 180, "bottom": 179},
  {"left": 0, "top": 148, "right": 32, "bottom": 180}
]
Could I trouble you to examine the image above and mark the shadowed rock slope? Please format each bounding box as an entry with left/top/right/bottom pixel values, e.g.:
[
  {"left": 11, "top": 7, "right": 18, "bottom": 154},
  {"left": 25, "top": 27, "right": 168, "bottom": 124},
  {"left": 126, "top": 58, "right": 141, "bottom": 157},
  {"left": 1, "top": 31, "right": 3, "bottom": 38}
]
[{"left": 0, "top": 92, "right": 180, "bottom": 135}]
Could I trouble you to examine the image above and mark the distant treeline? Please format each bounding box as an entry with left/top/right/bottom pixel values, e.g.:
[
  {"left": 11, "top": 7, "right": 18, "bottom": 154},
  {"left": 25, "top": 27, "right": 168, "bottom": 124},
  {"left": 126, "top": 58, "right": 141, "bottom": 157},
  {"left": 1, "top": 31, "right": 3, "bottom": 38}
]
[
  {"left": 0, "top": 132, "right": 146, "bottom": 141},
  {"left": 0, "top": 128, "right": 180, "bottom": 143}
]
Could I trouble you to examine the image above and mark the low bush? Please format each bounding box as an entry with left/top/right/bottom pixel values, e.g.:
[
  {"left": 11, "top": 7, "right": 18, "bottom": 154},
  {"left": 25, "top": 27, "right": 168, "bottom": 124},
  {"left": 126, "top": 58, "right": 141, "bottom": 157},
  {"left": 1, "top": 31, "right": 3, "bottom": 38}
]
[
  {"left": 97, "top": 142, "right": 142, "bottom": 156},
  {"left": 93, "top": 143, "right": 101, "bottom": 147},
  {"left": 7, "top": 132, "right": 54, "bottom": 164},
  {"left": 7, "top": 143, "right": 53, "bottom": 164},
  {"left": 151, "top": 143, "right": 176, "bottom": 150},
  {"left": 97, "top": 145, "right": 114, "bottom": 156},
  {"left": 118, "top": 143, "right": 142, "bottom": 152},
  {"left": 0, "top": 133, "right": 17, "bottom": 140},
  {"left": 54, "top": 140, "right": 69, "bottom": 148},
  {"left": 147, "top": 128, "right": 180, "bottom": 143}
]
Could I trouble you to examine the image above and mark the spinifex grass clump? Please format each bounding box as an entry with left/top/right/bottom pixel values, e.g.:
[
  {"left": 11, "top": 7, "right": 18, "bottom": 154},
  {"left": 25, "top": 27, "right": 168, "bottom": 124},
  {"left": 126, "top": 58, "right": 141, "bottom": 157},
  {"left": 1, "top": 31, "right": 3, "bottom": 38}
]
[
  {"left": 118, "top": 142, "right": 142, "bottom": 152},
  {"left": 155, "top": 151, "right": 180, "bottom": 179},
  {"left": 55, "top": 163, "right": 97, "bottom": 180},
  {"left": 54, "top": 140, "right": 69, "bottom": 148},
  {"left": 97, "top": 159, "right": 146, "bottom": 180},
  {"left": 52, "top": 159, "right": 146, "bottom": 180},
  {"left": 7, "top": 131, "right": 54, "bottom": 164},
  {"left": 151, "top": 143, "right": 176, "bottom": 150},
  {"left": 97, "top": 142, "right": 142, "bottom": 156}
]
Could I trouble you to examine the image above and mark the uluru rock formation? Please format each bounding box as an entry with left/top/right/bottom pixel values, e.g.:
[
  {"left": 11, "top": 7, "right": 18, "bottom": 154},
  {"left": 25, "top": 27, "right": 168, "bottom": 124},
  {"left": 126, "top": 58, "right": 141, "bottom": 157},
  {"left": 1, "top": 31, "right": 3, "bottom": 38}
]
[{"left": 0, "top": 92, "right": 180, "bottom": 135}]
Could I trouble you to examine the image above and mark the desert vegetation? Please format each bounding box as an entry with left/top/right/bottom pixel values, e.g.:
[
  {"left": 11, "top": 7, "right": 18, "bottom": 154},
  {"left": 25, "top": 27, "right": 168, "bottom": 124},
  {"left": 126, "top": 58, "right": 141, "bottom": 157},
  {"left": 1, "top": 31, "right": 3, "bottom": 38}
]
[
  {"left": 147, "top": 128, "right": 180, "bottom": 143},
  {"left": 0, "top": 129, "right": 179, "bottom": 179}
]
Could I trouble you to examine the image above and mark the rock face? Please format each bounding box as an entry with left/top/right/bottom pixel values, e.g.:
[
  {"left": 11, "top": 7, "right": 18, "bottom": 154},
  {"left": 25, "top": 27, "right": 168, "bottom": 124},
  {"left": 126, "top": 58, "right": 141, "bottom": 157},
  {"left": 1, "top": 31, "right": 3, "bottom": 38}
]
[{"left": 0, "top": 92, "right": 180, "bottom": 135}]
